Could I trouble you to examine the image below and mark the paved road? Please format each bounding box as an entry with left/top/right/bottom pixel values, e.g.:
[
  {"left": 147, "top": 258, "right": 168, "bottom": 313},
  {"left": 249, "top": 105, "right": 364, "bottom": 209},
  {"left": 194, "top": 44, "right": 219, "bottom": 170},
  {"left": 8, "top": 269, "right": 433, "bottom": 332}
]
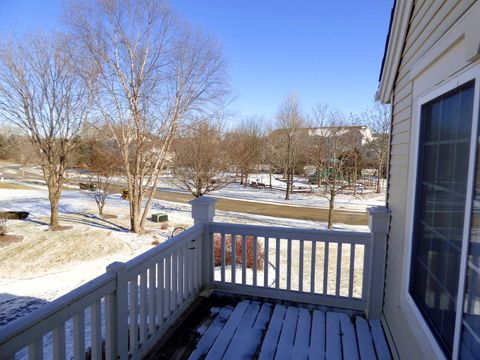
[{"left": 0, "top": 162, "right": 368, "bottom": 225}]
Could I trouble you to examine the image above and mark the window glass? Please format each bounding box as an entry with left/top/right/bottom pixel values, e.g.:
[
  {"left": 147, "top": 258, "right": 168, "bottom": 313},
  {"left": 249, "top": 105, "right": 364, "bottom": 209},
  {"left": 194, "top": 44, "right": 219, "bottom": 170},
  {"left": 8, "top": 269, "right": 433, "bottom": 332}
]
[{"left": 410, "top": 81, "right": 475, "bottom": 356}]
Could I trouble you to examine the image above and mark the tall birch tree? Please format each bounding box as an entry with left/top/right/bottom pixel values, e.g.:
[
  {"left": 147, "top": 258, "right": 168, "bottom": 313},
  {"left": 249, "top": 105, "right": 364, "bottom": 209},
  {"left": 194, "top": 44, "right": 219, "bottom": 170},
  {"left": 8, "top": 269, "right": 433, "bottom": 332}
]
[{"left": 67, "top": 0, "right": 228, "bottom": 233}]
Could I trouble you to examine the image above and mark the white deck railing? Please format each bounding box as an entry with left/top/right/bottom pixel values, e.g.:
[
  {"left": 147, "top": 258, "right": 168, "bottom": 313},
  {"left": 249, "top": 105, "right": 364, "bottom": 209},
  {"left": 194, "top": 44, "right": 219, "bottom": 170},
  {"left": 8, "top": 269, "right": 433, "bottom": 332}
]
[
  {"left": 210, "top": 223, "right": 372, "bottom": 311},
  {"left": 0, "top": 197, "right": 389, "bottom": 360}
]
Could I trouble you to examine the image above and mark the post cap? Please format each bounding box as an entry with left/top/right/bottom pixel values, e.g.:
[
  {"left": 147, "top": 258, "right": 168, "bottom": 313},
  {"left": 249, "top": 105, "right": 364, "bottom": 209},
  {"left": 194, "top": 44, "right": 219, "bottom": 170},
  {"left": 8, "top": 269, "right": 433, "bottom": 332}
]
[
  {"left": 190, "top": 196, "right": 217, "bottom": 224},
  {"left": 367, "top": 206, "right": 390, "bottom": 233}
]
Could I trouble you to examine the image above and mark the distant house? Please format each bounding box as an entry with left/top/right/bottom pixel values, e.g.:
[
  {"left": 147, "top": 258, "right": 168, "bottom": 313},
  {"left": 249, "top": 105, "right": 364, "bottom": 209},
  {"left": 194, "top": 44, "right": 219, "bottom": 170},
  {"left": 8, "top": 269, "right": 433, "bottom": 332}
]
[
  {"left": 377, "top": 0, "right": 480, "bottom": 359},
  {"left": 307, "top": 125, "right": 374, "bottom": 147}
]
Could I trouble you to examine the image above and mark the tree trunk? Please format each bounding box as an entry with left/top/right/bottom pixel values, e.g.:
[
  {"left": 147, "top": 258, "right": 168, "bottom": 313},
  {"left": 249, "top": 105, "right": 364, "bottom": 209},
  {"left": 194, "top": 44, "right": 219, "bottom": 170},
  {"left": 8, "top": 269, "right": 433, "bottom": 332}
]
[
  {"left": 49, "top": 198, "right": 60, "bottom": 228},
  {"left": 353, "top": 163, "right": 357, "bottom": 196},
  {"left": 269, "top": 169, "right": 272, "bottom": 190},
  {"left": 327, "top": 198, "right": 334, "bottom": 229},
  {"left": 290, "top": 170, "right": 294, "bottom": 194},
  {"left": 130, "top": 194, "right": 142, "bottom": 233},
  {"left": 285, "top": 171, "right": 290, "bottom": 200},
  {"left": 130, "top": 211, "right": 141, "bottom": 233},
  {"left": 99, "top": 204, "right": 104, "bottom": 216},
  {"left": 376, "top": 163, "right": 382, "bottom": 193},
  {"left": 328, "top": 190, "right": 335, "bottom": 230}
]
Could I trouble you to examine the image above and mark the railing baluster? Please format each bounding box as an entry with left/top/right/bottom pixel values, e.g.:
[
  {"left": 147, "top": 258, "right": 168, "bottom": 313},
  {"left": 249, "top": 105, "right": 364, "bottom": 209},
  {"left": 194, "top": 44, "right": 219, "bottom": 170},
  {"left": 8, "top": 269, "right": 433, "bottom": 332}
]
[
  {"left": 242, "top": 235, "right": 247, "bottom": 285},
  {"left": 197, "top": 236, "right": 202, "bottom": 288},
  {"left": 362, "top": 244, "right": 371, "bottom": 301},
  {"left": 299, "top": 240, "right": 304, "bottom": 292},
  {"left": 148, "top": 265, "right": 157, "bottom": 335},
  {"left": 275, "top": 238, "right": 280, "bottom": 289},
  {"left": 157, "top": 258, "right": 165, "bottom": 326},
  {"left": 52, "top": 324, "right": 66, "bottom": 360},
  {"left": 28, "top": 338, "right": 43, "bottom": 360},
  {"left": 220, "top": 233, "right": 225, "bottom": 283},
  {"left": 178, "top": 247, "right": 184, "bottom": 303},
  {"left": 323, "top": 242, "right": 329, "bottom": 295},
  {"left": 287, "top": 239, "right": 292, "bottom": 291},
  {"left": 253, "top": 236, "right": 258, "bottom": 287},
  {"left": 165, "top": 254, "right": 171, "bottom": 317},
  {"left": 170, "top": 251, "right": 178, "bottom": 313},
  {"left": 349, "top": 244, "right": 355, "bottom": 298},
  {"left": 105, "top": 291, "right": 115, "bottom": 359},
  {"left": 231, "top": 234, "right": 236, "bottom": 284},
  {"left": 311, "top": 241, "right": 316, "bottom": 293},
  {"left": 90, "top": 301, "right": 101, "bottom": 360},
  {"left": 186, "top": 243, "right": 192, "bottom": 295},
  {"left": 336, "top": 244, "right": 342, "bottom": 297},
  {"left": 264, "top": 237, "right": 269, "bottom": 287},
  {"left": 130, "top": 278, "right": 138, "bottom": 352},
  {"left": 73, "top": 311, "right": 85, "bottom": 360}
]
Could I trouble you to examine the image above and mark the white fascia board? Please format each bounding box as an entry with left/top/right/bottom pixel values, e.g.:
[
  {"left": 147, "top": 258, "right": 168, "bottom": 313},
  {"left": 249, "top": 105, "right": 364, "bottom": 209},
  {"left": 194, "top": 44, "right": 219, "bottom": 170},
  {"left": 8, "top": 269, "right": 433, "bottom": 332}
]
[{"left": 377, "top": 0, "right": 414, "bottom": 104}]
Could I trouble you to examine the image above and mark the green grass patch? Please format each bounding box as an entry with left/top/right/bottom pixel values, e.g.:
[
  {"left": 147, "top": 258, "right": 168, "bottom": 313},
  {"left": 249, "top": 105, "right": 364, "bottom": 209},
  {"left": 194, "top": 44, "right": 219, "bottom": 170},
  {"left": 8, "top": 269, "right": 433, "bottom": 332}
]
[{"left": 0, "top": 183, "right": 38, "bottom": 190}]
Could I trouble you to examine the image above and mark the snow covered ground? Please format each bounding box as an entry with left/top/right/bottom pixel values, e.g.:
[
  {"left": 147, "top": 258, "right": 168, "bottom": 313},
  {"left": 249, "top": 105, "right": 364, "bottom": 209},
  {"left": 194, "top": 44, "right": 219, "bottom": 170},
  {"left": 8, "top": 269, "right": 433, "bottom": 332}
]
[
  {"left": 2, "top": 163, "right": 386, "bottom": 211},
  {"left": 0, "top": 181, "right": 369, "bottom": 331}
]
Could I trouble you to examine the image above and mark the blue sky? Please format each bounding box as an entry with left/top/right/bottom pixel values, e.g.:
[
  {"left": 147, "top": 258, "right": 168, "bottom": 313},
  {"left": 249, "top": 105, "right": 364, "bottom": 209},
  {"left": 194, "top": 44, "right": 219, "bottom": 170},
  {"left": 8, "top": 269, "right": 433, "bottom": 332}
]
[{"left": 0, "top": 0, "right": 393, "bottom": 121}]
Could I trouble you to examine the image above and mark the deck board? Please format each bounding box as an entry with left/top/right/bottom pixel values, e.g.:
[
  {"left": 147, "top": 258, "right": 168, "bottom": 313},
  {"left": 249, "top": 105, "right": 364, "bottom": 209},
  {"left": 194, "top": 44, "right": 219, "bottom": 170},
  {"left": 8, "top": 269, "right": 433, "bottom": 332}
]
[
  {"left": 326, "top": 312, "right": 342, "bottom": 360},
  {"left": 292, "top": 308, "right": 311, "bottom": 360},
  {"left": 309, "top": 310, "right": 326, "bottom": 360},
  {"left": 339, "top": 313, "right": 359, "bottom": 360},
  {"left": 223, "top": 301, "right": 262, "bottom": 360},
  {"left": 205, "top": 300, "right": 249, "bottom": 360},
  {"left": 259, "top": 304, "right": 287, "bottom": 360},
  {"left": 355, "top": 316, "right": 376, "bottom": 360},
  {"left": 188, "top": 300, "right": 391, "bottom": 360},
  {"left": 369, "top": 319, "right": 392, "bottom": 360},
  {"left": 275, "top": 307, "right": 299, "bottom": 360}
]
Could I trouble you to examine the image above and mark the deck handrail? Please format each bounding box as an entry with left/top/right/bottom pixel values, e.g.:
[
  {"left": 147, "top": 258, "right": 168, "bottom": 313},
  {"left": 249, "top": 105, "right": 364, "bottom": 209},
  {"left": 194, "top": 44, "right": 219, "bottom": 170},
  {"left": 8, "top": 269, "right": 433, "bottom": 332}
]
[
  {"left": 0, "top": 198, "right": 389, "bottom": 360},
  {"left": 209, "top": 222, "right": 372, "bottom": 243}
]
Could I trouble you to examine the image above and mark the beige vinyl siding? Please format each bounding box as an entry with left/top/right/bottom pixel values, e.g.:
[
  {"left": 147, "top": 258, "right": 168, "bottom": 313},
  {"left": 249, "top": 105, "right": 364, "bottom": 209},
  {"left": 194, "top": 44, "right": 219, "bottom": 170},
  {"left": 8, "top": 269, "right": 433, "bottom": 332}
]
[{"left": 384, "top": 0, "right": 476, "bottom": 358}]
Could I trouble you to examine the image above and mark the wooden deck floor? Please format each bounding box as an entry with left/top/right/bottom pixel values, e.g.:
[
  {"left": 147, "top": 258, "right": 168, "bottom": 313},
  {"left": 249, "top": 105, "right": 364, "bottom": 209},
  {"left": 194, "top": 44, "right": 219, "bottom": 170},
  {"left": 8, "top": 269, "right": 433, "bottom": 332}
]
[{"left": 187, "top": 300, "right": 391, "bottom": 360}]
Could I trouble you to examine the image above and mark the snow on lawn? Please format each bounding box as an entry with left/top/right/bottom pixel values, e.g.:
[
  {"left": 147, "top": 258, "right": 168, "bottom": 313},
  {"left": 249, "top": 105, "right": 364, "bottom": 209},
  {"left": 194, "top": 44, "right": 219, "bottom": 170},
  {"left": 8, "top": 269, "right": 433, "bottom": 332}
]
[
  {"left": 63, "top": 166, "right": 386, "bottom": 211},
  {"left": 0, "top": 183, "right": 368, "bottom": 332}
]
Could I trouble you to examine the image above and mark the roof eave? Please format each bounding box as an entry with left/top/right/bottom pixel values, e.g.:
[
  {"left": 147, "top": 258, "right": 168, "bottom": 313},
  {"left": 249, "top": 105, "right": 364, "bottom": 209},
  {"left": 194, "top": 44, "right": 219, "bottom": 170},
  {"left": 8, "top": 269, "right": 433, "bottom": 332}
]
[{"left": 377, "top": 0, "right": 414, "bottom": 104}]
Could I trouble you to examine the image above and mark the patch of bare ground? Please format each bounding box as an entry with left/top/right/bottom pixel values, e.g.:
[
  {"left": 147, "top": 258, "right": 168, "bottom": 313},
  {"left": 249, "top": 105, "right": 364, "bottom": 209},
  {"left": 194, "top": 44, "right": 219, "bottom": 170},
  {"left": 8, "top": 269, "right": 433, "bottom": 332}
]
[
  {"left": 0, "top": 220, "right": 134, "bottom": 279},
  {"left": 49, "top": 225, "right": 73, "bottom": 231},
  {"left": 0, "top": 234, "right": 23, "bottom": 246},
  {"left": 102, "top": 214, "right": 117, "bottom": 219}
]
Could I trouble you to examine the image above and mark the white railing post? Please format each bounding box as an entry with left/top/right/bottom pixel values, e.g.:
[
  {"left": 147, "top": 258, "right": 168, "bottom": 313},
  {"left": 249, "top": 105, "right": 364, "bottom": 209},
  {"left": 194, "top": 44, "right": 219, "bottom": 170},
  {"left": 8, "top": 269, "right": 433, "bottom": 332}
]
[
  {"left": 366, "top": 206, "right": 390, "bottom": 319},
  {"left": 190, "top": 197, "right": 217, "bottom": 293},
  {"left": 106, "top": 261, "right": 129, "bottom": 359}
]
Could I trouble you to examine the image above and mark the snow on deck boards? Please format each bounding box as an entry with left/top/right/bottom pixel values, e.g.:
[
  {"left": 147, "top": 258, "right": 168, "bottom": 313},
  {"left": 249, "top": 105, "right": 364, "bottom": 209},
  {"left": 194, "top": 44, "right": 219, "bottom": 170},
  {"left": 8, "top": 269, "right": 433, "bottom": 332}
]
[{"left": 188, "top": 300, "right": 391, "bottom": 359}]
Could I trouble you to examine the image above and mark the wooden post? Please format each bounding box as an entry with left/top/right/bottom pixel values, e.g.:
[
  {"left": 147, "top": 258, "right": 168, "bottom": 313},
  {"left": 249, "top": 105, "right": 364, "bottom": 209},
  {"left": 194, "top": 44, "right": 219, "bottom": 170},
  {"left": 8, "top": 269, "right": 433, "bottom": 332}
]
[
  {"left": 190, "top": 197, "right": 217, "bottom": 293},
  {"left": 366, "top": 206, "right": 390, "bottom": 319},
  {"left": 106, "top": 261, "right": 129, "bottom": 359}
]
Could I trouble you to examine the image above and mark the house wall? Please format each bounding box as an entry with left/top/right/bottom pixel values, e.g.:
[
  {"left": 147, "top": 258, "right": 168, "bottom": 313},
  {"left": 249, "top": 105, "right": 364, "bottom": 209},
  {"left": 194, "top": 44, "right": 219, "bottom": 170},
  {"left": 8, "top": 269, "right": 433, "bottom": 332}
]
[{"left": 384, "top": 1, "right": 480, "bottom": 359}]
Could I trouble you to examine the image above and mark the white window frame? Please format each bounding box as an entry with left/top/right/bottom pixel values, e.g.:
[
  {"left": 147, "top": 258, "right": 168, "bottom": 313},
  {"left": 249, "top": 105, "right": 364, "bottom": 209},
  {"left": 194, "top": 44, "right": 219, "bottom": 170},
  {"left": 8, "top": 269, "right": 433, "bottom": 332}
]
[{"left": 400, "top": 64, "right": 480, "bottom": 360}]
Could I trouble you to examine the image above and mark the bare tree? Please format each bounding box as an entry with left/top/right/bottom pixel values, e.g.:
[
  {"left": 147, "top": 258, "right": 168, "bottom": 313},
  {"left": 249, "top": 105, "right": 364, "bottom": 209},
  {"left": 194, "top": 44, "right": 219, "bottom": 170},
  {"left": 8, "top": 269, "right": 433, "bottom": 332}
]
[
  {"left": 88, "top": 140, "right": 122, "bottom": 216},
  {"left": 306, "top": 104, "right": 329, "bottom": 187},
  {"left": 275, "top": 94, "right": 305, "bottom": 200},
  {"left": 311, "top": 105, "right": 353, "bottom": 229},
  {"left": 0, "top": 33, "right": 92, "bottom": 228},
  {"left": 226, "top": 118, "right": 264, "bottom": 187},
  {"left": 364, "top": 102, "right": 390, "bottom": 193},
  {"left": 170, "top": 119, "right": 231, "bottom": 197},
  {"left": 67, "top": 0, "right": 228, "bottom": 233}
]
